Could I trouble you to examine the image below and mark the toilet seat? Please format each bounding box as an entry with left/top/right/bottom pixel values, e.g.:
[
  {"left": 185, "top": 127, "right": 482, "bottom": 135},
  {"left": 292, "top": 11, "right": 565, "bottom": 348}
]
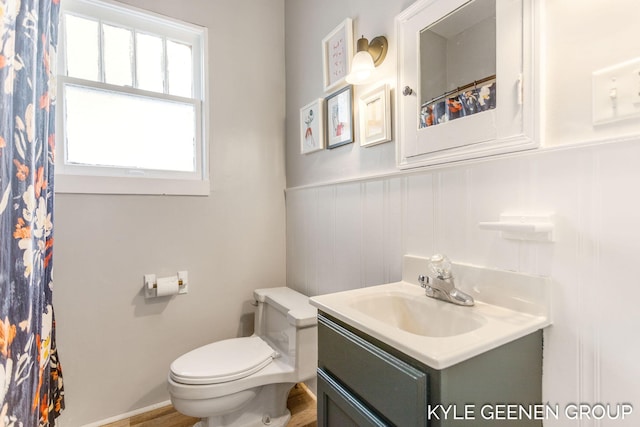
[{"left": 170, "top": 336, "right": 277, "bottom": 385}]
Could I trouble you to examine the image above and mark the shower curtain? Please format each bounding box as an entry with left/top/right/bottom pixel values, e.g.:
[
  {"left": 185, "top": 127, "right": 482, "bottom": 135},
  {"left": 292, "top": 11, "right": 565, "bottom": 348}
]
[{"left": 0, "top": 0, "right": 65, "bottom": 425}]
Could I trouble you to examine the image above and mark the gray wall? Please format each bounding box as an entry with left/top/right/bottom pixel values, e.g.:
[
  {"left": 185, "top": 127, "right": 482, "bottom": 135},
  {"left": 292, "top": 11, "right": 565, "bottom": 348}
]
[
  {"left": 285, "top": 0, "right": 640, "bottom": 187},
  {"left": 54, "top": 0, "right": 286, "bottom": 425},
  {"left": 420, "top": 29, "right": 447, "bottom": 103},
  {"left": 285, "top": 0, "right": 414, "bottom": 188}
]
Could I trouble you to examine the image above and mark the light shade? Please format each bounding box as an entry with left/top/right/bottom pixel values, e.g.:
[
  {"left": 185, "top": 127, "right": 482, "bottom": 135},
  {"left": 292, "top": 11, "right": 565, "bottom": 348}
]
[
  {"left": 346, "top": 51, "right": 375, "bottom": 84},
  {"left": 345, "top": 35, "right": 388, "bottom": 85}
]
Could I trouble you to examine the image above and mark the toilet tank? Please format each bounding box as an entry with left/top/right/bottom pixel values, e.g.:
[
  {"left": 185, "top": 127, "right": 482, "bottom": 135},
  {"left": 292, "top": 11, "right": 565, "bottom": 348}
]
[{"left": 253, "top": 287, "right": 317, "bottom": 380}]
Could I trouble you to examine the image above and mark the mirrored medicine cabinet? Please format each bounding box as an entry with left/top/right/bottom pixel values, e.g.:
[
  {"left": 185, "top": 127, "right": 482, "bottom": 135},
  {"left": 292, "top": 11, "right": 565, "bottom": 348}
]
[{"left": 395, "top": 0, "right": 539, "bottom": 169}]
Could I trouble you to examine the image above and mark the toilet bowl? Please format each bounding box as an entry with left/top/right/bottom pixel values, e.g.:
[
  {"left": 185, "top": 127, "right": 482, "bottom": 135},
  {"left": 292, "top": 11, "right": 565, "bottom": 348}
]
[{"left": 168, "top": 287, "right": 318, "bottom": 427}]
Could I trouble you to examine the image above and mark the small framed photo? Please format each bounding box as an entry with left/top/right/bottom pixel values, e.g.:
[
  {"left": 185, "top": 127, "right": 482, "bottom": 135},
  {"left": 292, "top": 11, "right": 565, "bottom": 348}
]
[
  {"left": 300, "top": 99, "right": 325, "bottom": 154},
  {"left": 326, "top": 85, "right": 354, "bottom": 149},
  {"left": 322, "top": 18, "right": 353, "bottom": 92},
  {"left": 359, "top": 84, "right": 391, "bottom": 147}
]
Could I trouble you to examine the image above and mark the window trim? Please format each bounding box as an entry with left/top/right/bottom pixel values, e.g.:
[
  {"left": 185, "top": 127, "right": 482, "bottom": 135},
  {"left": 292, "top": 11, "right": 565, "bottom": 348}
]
[{"left": 56, "top": 0, "right": 210, "bottom": 196}]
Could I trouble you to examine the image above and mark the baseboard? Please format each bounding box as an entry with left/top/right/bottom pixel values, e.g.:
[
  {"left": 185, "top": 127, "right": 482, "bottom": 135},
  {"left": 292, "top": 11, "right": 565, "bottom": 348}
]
[{"left": 79, "top": 400, "right": 172, "bottom": 427}]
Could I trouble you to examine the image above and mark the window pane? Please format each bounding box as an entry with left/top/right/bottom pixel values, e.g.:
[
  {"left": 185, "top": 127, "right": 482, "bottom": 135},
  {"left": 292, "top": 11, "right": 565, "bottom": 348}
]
[
  {"left": 65, "top": 15, "right": 100, "bottom": 81},
  {"left": 103, "top": 24, "right": 133, "bottom": 87},
  {"left": 167, "top": 40, "right": 193, "bottom": 97},
  {"left": 136, "top": 33, "right": 164, "bottom": 93},
  {"left": 64, "top": 85, "right": 196, "bottom": 172}
]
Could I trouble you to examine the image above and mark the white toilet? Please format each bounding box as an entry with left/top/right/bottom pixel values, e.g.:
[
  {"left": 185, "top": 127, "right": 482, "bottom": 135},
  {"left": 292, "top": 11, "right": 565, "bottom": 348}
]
[{"left": 167, "top": 287, "right": 318, "bottom": 427}]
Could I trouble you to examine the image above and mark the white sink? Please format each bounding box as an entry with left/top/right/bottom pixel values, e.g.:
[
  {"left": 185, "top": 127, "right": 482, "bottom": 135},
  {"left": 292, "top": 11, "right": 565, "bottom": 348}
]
[
  {"left": 349, "top": 291, "right": 487, "bottom": 337},
  {"left": 309, "top": 256, "right": 551, "bottom": 370}
]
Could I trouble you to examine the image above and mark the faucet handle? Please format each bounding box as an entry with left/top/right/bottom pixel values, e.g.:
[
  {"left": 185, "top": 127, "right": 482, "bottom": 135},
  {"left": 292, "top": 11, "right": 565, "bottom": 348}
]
[{"left": 427, "top": 254, "right": 452, "bottom": 279}]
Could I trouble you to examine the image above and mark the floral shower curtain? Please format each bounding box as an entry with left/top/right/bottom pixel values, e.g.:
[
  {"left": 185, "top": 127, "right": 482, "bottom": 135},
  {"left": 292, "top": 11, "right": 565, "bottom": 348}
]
[{"left": 0, "top": 0, "right": 65, "bottom": 425}]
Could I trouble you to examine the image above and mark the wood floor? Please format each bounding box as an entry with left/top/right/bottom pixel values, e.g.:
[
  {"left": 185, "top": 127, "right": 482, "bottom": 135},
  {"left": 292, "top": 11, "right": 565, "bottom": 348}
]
[{"left": 101, "top": 383, "right": 317, "bottom": 427}]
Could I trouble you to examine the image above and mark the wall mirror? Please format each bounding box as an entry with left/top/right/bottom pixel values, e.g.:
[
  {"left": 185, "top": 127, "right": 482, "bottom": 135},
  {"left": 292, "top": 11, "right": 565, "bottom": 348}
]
[
  {"left": 396, "top": 0, "right": 539, "bottom": 169},
  {"left": 419, "top": 0, "right": 496, "bottom": 128}
]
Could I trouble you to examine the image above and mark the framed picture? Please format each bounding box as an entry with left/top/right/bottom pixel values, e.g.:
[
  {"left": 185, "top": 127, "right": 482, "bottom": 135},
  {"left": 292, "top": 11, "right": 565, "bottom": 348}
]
[
  {"left": 359, "top": 84, "right": 391, "bottom": 147},
  {"left": 300, "top": 99, "right": 325, "bottom": 154},
  {"left": 326, "top": 85, "right": 354, "bottom": 149},
  {"left": 322, "top": 18, "right": 353, "bottom": 92}
]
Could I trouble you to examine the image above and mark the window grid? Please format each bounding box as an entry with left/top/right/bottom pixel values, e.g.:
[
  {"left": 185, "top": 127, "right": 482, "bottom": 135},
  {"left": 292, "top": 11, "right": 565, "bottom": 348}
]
[
  {"left": 64, "top": 14, "right": 186, "bottom": 97},
  {"left": 97, "top": 17, "right": 104, "bottom": 82},
  {"left": 162, "top": 37, "right": 168, "bottom": 94},
  {"left": 131, "top": 23, "right": 137, "bottom": 89},
  {"left": 57, "top": 0, "right": 208, "bottom": 196}
]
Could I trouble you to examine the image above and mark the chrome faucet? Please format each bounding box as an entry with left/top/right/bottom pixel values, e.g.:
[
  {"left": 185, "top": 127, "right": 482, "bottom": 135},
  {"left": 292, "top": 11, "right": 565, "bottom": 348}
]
[{"left": 418, "top": 254, "right": 474, "bottom": 306}]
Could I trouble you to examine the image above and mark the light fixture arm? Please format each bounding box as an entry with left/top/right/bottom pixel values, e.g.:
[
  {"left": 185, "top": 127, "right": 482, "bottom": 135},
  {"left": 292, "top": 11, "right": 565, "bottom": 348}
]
[
  {"left": 346, "top": 34, "right": 388, "bottom": 85},
  {"left": 365, "top": 36, "right": 388, "bottom": 67}
]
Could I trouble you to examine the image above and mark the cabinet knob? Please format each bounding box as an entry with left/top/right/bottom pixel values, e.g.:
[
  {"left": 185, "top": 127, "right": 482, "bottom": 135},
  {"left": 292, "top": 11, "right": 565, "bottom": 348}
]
[{"left": 402, "top": 86, "right": 414, "bottom": 96}]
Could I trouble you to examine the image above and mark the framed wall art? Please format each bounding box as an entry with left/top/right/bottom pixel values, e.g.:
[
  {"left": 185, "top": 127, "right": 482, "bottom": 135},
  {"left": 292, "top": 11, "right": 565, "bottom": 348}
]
[
  {"left": 359, "top": 84, "right": 391, "bottom": 147},
  {"left": 300, "top": 99, "right": 325, "bottom": 154},
  {"left": 326, "top": 85, "right": 353, "bottom": 149},
  {"left": 322, "top": 18, "right": 353, "bottom": 92}
]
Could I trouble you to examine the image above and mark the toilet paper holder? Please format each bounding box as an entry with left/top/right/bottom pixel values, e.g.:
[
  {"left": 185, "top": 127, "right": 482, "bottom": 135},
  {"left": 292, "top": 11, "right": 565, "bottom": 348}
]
[{"left": 144, "top": 271, "right": 189, "bottom": 298}]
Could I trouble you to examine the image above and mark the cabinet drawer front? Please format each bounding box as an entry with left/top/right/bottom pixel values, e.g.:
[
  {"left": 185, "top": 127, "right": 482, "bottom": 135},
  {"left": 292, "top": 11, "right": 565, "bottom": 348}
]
[{"left": 318, "top": 315, "right": 427, "bottom": 426}]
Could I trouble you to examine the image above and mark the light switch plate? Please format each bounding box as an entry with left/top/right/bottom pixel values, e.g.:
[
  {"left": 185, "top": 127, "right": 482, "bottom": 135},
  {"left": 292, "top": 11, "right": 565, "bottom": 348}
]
[{"left": 593, "top": 58, "right": 640, "bottom": 125}]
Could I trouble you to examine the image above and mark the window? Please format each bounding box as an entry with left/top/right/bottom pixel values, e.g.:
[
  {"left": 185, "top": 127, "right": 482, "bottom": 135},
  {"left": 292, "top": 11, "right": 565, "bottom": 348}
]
[{"left": 57, "top": 0, "right": 208, "bottom": 195}]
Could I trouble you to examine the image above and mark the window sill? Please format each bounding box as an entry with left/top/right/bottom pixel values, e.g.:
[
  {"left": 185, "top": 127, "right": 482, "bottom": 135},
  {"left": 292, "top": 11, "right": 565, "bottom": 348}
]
[{"left": 54, "top": 174, "right": 210, "bottom": 196}]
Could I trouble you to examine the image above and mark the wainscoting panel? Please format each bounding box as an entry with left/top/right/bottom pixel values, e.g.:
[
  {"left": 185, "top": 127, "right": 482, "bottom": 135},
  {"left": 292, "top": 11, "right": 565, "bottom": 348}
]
[
  {"left": 334, "top": 183, "right": 364, "bottom": 292},
  {"left": 286, "top": 139, "right": 640, "bottom": 426},
  {"left": 404, "top": 173, "right": 435, "bottom": 257}
]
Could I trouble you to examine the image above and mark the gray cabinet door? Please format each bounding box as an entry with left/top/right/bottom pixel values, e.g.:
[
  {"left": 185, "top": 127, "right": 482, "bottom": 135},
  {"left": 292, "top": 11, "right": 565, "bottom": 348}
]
[
  {"left": 317, "top": 369, "right": 389, "bottom": 427},
  {"left": 318, "top": 315, "right": 428, "bottom": 426}
]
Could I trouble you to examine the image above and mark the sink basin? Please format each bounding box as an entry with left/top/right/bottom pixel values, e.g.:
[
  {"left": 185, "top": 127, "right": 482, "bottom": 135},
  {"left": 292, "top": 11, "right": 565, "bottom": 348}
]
[
  {"left": 310, "top": 258, "right": 551, "bottom": 370},
  {"left": 349, "top": 292, "right": 487, "bottom": 337}
]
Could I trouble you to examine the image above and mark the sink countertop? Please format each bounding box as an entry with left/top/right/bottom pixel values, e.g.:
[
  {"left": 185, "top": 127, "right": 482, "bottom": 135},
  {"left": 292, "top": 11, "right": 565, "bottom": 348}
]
[{"left": 309, "top": 256, "right": 551, "bottom": 370}]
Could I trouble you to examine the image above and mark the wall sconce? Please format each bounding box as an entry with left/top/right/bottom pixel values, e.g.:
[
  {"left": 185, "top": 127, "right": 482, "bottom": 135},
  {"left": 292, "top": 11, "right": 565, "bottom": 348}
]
[{"left": 345, "top": 35, "right": 388, "bottom": 85}]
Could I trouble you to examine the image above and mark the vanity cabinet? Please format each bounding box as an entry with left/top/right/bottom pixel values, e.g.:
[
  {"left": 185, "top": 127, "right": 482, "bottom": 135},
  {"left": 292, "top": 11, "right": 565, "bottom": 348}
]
[
  {"left": 317, "top": 313, "right": 543, "bottom": 426},
  {"left": 395, "top": 0, "right": 540, "bottom": 169}
]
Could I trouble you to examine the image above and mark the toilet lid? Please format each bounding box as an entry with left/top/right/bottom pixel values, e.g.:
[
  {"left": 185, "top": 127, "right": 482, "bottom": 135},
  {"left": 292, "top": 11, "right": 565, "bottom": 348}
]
[{"left": 170, "top": 336, "right": 277, "bottom": 385}]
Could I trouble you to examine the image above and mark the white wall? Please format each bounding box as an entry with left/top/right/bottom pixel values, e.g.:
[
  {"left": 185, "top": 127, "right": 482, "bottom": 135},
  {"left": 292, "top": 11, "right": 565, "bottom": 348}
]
[
  {"left": 287, "top": 142, "right": 640, "bottom": 425},
  {"left": 544, "top": 0, "right": 640, "bottom": 147},
  {"left": 285, "top": 0, "right": 640, "bottom": 425},
  {"left": 54, "top": 0, "right": 286, "bottom": 425}
]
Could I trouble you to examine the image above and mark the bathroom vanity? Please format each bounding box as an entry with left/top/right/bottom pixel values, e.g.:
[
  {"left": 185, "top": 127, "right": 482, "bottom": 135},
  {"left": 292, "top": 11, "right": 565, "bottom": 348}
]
[
  {"left": 310, "top": 256, "right": 551, "bottom": 426},
  {"left": 317, "top": 313, "right": 542, "bottom": 426}
]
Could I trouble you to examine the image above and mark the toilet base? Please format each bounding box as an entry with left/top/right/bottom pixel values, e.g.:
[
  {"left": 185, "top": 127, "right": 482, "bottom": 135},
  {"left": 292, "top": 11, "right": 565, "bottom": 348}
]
[
  {"left": 174, "top": 382, "right": 294, "bottom": 427},
  {"left": 195, "top": 411, "right": 291, "bottom": 427}
]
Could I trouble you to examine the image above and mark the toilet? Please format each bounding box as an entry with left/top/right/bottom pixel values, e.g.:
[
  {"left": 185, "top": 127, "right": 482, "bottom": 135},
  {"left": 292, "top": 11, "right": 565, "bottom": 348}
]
[{"left": 167, "top": 287, "right": 318, "bottom": 427}]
